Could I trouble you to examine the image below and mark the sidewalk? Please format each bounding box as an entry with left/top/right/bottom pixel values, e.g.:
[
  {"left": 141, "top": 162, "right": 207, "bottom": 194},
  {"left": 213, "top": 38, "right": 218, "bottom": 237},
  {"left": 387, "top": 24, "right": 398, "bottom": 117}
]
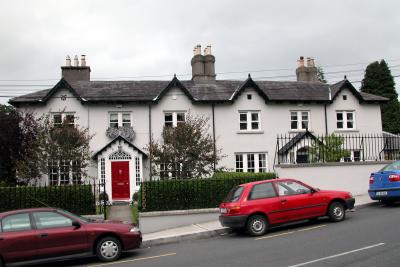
[{"left": 140, "top": 193, "right": 375, "bottom": 247}]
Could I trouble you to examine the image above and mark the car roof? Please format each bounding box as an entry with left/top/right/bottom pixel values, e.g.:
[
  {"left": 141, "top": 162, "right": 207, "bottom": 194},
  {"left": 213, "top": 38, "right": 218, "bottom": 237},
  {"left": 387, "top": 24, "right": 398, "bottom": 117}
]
[
  {"left": 0, "top": 207, "right": 57, "bottom": 218},
  {"left": 239, "top": 178, "right": 297, "bottom": 187}
]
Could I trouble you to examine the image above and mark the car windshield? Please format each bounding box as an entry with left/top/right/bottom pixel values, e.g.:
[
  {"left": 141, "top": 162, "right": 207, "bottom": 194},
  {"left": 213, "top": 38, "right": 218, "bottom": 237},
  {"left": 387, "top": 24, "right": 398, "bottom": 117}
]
[
  {"left": 224, "top": 186, "right": 244, "bottom": 203},
  {"left": 59, "top": 209, "right": 91, "bottom": 223},
  {"left": 380, "top": 161, "right": 400, "bottom": 172}
]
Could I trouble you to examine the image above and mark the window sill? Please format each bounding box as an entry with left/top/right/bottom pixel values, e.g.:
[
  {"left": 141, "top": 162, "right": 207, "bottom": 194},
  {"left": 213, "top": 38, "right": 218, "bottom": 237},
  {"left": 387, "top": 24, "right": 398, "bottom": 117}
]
[
  {"left": 288, "top": 129, "right": 312, "bottom": 133},
  {"left": 237, "top": 130, "right": 264, "bottom": 134},
  {"left": 334, "top": 129, "right": 359, "bottom": 133}
]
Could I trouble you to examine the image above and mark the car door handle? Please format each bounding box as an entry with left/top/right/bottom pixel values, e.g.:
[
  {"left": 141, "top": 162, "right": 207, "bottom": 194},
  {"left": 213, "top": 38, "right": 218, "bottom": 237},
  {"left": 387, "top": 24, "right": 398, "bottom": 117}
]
[
  {"left": 0, "top": 237, "right": 4, "bottom": 241},
  {"left": 281, "top": 199, "right": 287, "bottom": 203},
  {"left": 39, "top": 233, "right": 48, "bottom": 238}
]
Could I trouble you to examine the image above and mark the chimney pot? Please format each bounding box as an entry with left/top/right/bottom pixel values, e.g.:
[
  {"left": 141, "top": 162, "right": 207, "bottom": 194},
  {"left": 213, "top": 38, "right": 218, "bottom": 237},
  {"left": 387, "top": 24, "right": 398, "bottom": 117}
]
[
  {"left": 193, "top": 44, "right": 202, "bottom": 56},
  {"left": 204, "top": 45, "right": 212, "bottom": 55},
  {"left": 81, "top": 55, "right": 86, "bottom": 67},
  {"left": 298, "top": 56, "right": 305, "bottom": 67},
  {"left": 66, "top": 55, "right": 71, "bottom": 67},
  {"left": 74, "top": 55, "right": 79, "bottom": 67}
]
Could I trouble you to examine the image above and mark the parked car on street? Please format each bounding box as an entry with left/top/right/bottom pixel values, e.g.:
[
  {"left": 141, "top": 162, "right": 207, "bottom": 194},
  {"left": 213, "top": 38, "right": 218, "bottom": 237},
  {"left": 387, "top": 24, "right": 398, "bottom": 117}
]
[
  {"left": 369, "top": 160, "right": 400, "bottom": 204},
  {"left": 219, "top": 178, "right": 355, "bottom": 236},
  {"left": 0, "top": 207, "right": 142, "bottom": 266}
]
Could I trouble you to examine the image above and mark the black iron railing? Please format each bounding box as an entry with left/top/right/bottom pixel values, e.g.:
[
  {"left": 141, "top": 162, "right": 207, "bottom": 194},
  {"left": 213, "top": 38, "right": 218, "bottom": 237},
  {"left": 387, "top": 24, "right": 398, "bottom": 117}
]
[{"left": 275, "top": 131, "right": 400, "bottom": 165}]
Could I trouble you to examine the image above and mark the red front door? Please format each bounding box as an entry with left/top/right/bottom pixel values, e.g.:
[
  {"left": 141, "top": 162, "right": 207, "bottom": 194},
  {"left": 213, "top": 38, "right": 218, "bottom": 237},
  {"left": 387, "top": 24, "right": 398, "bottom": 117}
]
[{"left": 111, "top": 161, "right": 130, "bottom": 200}]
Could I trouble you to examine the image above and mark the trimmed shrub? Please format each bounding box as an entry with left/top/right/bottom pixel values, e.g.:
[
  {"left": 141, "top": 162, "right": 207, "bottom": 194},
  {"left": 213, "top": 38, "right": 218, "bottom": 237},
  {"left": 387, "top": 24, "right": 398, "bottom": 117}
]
[
  {"left": 139, "top": 173, "right": 276, "bottom": 212},
  {"left": 0, "top": 184, "right": 96, "bottom": 215},
  {"left": 212, "top": 172, "right": 276, "bottom": 179}
]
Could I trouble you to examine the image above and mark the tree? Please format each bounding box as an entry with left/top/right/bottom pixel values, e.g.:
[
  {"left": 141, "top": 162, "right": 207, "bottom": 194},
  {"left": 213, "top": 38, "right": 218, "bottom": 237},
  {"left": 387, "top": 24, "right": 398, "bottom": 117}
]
[
  {"left": 0, "top": 106, "right": 92, "bottom": 185},
  {"left": 0, "top": 105, "right": 21, "bottom": 185},
  {"left": 147, "top": 113, "right": 222, "bottom": 179},
  {"left": 39, "top": 115, "right": 93, "bottom": 185},
  {"left": 361, "top": 60, "right": 400, "bottom": 133},
  {"left": 316, "top": 66, "right": 327, "bottom": 83},
  {"left": 310, "top": 134, "right": 350, "bottom": 162}
]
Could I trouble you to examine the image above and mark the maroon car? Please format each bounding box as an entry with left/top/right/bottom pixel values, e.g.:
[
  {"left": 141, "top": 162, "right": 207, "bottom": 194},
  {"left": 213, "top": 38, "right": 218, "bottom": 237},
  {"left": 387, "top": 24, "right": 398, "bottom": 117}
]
[{"left": 0, "top": 207, "right": 142, "bottom": 266}]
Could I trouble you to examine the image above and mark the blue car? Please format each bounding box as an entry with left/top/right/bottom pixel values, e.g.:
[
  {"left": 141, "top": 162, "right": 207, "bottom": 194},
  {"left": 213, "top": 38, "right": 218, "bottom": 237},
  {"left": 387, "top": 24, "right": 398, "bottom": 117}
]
[{"left": 369, "top": 161, "right": 400, "bottom": 204}]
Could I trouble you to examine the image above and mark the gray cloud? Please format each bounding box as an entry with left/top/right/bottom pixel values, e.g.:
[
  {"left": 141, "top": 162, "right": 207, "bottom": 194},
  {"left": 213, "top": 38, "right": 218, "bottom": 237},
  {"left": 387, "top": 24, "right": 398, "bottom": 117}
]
[{"left": 1, "top": 0, "right": 399, "bottom": 103}]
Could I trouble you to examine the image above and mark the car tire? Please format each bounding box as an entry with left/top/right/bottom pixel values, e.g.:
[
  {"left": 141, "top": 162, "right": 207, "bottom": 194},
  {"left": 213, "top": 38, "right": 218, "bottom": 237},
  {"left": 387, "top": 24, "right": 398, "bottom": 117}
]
[
  {"left": 328, "top": 202, "right": 346, "bottom": 222},
  {"left": 95, "top": 236, "right": 122, "bottom": 262},
  {"left": 246, "top": 215, "right": 268, "bottom": 236},
  {"left": 0, "top": 257, "right": 3, "bottom": 267}
]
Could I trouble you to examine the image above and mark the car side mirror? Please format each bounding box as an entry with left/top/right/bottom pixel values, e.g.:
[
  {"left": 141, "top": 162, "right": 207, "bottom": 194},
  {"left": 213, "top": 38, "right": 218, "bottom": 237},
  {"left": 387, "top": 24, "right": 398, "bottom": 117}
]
[
  {"left": 72, "top": 221, "right": 81, "bottom": 229},
  {"left": 310, "top": 188, "right": 318, "bottom": 194}
]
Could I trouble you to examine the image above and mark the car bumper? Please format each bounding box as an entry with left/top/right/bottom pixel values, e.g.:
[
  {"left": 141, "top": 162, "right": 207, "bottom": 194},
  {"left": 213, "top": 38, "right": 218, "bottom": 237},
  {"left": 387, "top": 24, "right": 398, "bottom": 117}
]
[
  {"left": 121, "top": 231, "right": 142, "bottom": 250},
  {"left": 368, "top": 187, "right": 400, "bottom": 200},
  {"left": 345, "top": 198, "right": 355, "bottom": 210},
  {"left": 219, "top": 215, "right": 248, "bottom": 228}
]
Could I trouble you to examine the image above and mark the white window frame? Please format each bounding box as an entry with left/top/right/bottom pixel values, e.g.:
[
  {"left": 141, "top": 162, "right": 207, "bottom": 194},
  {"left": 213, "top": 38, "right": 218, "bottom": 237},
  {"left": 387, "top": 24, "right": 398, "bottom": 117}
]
[
  {"left": 290, "top": 111, "right": 310, "bottom": 130},
  {"left": 100, "top": 158, "right": 106, "bottom": 185},
  {"left": 52, "top": 112, "right": 75, "bottom": 126},
  {"left": 164, "top": 111, "right": 186, "bottom": 127},
  {"left": 109, "top": 112, "right": 132, "bottom": 128},
  {"left": 239, "top": 111, "right": 261, "bottom": 131},
  {"left": 235, "top": 153, "right": 268, "bottom": 172},
  {"left": 336, "top": 111, "right": 355, "bottom": 130},
  {"left": 48, "top": 160, "right": 81, "bottom": 185},
  {"left": 135, "top": 157, "right": 142, "bottom": 186}
]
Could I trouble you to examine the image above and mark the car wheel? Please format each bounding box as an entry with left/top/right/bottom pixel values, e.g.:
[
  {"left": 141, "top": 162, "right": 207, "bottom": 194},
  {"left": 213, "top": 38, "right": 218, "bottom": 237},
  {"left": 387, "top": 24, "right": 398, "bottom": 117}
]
[
  {"left": 328, "top": 202, "right": 346, "bottom": 222},
  {"left": 246, "top": 215, "right": 268, "bottom": 236},
  {"left": 96, "top": 236, "right": 122, "bottom": 262}
]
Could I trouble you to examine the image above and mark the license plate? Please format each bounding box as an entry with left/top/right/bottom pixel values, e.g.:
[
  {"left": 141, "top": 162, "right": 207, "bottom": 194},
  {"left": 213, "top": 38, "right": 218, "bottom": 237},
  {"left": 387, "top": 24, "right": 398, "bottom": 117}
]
[
  {"left": 376, "top": 191, "right": 388, "bottom": 196},
  {"left": 220, "top": 208, "right": 228, "bottom": 214}
]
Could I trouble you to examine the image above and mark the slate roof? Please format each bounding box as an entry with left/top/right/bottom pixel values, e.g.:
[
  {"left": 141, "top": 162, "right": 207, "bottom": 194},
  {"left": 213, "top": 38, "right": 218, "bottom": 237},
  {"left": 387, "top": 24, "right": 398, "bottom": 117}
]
[{"left": 9, "top": 77, "right": 388, "bottom": 105}]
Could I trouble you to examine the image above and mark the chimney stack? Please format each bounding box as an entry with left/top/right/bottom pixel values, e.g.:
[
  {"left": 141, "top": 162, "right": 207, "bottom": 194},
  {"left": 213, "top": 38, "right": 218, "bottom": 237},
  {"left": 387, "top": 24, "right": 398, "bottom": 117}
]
[
  {"left": 296, "top": 56, "right": 318, "bottom": 82},
  {"left": 191, "top": 44, "right": 216, "bottom": 82},
  {"left": 61, "top": 54, "right": 91, "bottom": 83}
]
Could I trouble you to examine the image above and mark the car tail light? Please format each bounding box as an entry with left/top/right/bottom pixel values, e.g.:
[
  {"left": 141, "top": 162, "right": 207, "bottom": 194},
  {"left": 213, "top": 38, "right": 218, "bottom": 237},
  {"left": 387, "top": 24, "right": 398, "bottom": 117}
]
[
  {"left": 369, "top": 176, "right": 374, "bottom": 184},
  {"left": 228, "top": 206, "right": 241, "bottom": 215},
  {"left": 389, "top": 174, "right": 400, "bottom": 182}
]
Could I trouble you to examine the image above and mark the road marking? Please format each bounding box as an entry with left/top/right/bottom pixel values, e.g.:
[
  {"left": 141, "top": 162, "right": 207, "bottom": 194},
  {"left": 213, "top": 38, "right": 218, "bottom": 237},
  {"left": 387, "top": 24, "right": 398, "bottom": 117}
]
[
  {"left": 88, "top": 252, "right": 177, "bottom": 267},
  {"left": 255, "top": 224, "right": 327, "bottom": 241},
  {"left": 288, "top": 243, "right": 385, "bottom": 267},
  {"left": 296, "top": 225, "right": 327, "bottom": 232},
  {"left": 255, "top": 231, "right": 295, "bottom": 240}
]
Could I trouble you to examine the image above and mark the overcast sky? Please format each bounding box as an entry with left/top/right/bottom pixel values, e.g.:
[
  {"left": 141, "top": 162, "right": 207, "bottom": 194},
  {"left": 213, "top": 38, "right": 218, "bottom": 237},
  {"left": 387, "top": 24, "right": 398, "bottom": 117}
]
[{"left": 1, "top": 0, "right": 399, "bottom": 104}]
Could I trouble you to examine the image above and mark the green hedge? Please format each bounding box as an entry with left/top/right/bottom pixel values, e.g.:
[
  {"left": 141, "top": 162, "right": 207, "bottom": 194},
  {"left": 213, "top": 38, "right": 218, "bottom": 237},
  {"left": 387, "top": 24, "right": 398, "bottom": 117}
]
[
  {"left": 0, "top": 185, "right": 96, "bottom": 215},
  {"left": 139, "top": 173, "right": 276, "bottom": 212},
  {"left": 212, "top": 172, "right": 277, "bottom": 179}
]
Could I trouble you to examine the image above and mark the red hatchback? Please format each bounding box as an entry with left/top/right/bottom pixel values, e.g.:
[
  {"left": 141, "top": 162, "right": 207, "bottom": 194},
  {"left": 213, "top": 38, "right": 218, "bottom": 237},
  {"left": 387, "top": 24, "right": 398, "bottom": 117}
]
[
  {"left": 0, "top": 208, "right": 142, "bottom": 266},
  {"left": 219, "top": 178, "right": 355, "bottom": 236}
]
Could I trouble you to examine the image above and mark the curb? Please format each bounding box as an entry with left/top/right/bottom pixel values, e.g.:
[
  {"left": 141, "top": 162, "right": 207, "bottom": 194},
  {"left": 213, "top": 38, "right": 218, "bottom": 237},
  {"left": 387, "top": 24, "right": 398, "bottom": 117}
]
[
  {"left": 141, "top": 227, "right": 230, "bottom": 247},
  {"left": 140, "top": 208, "right": 219, "bottom": 217}
]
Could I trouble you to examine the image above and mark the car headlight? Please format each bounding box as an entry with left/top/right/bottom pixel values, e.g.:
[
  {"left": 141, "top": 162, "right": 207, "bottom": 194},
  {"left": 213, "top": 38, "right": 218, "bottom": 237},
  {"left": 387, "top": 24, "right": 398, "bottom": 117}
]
[
  {"left": 130, "top": 226, "right": 140, "bottom": 232},
  {"left": 348, "top": 192, "right": 353, "bottom": 198}
]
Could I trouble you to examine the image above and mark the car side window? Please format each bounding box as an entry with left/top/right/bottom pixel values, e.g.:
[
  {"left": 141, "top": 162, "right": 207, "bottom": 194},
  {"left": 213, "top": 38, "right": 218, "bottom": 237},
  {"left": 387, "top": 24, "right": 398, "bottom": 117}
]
[
  {"left": 33, "top": 212, "right": 73, "bottom": 229},
  {"left": 249, "top": 182, "right": 277, "bottom": 200},
  {"left": 277, "top": 181, "right": 311, "bottom": 196},
  {"left": 2, "top": 213, "right": 32, "bottom": 232}
]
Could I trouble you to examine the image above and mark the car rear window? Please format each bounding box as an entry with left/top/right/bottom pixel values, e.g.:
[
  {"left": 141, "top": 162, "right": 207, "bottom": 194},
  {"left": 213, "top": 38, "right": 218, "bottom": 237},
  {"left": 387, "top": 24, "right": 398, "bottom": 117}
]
[
  {"left": 380, "top": 161, "right": 400, "bottom": 172},
  {"left": 224, "top": 186, "right": 244, "bottom": 203}
]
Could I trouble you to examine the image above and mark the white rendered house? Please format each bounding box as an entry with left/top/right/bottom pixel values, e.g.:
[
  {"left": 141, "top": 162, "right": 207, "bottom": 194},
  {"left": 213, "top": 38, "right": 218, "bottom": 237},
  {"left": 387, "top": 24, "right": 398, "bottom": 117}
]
[{"left": 10, "top": 48, "right": 387, "bottom": 201}]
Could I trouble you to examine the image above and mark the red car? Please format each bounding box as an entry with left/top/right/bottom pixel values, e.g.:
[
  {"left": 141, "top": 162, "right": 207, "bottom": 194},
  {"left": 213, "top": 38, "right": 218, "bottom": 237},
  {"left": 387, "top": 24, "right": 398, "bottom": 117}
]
[
  {"left": 0, "top": 207, "right": 142, "bottom": 266},
  {"left": 219, "top": 178, "right": 355, "bottom": 236}
]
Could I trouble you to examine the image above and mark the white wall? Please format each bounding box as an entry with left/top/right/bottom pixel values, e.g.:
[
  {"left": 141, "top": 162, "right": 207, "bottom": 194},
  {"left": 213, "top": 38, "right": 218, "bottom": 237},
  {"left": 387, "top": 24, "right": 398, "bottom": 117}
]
[{"left": 275, "top": 162, "right": 389, "bottom": 196}]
